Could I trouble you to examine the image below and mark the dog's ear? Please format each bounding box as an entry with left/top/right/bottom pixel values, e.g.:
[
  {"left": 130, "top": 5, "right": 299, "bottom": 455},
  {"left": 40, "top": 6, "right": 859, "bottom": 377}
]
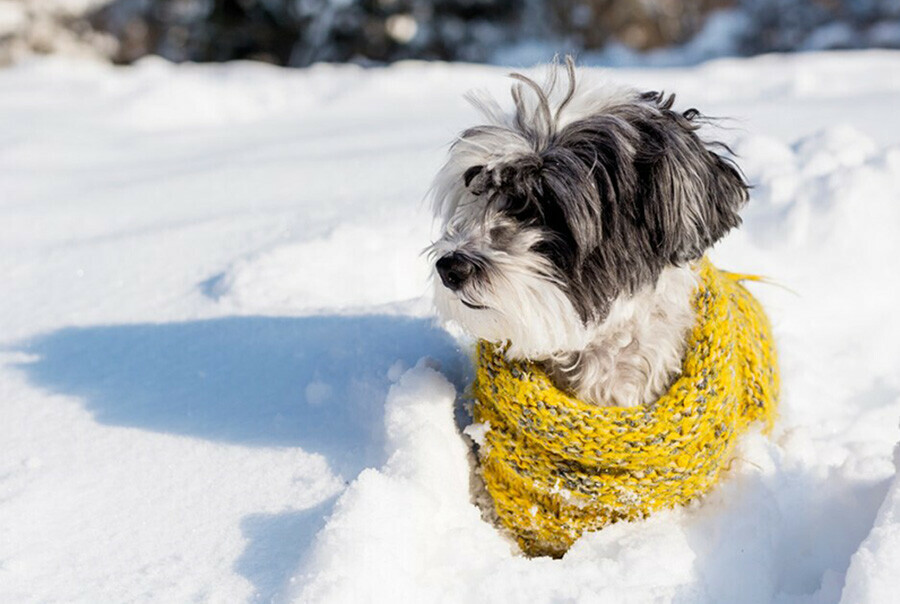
[
  {"left": 537, "top": 120, "right": 645, "bottom": 264},
  {"left": 538, "top": 147, "right": 605, "bottom": 261},
  {"left": 633, "top": 92, "right": 749, "bottom": 263}
]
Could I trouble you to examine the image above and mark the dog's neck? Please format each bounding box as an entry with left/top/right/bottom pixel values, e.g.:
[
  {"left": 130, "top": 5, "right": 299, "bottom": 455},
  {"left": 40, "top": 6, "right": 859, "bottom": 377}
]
[{"left": 540, "top": 264, "right": 699, "bottom": 407}]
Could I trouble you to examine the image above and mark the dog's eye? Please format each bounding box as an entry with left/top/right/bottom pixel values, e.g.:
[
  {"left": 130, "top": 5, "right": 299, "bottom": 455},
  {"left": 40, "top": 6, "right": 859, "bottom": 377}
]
[
  {"left": 497, "top": 193, "right": 541, "bottom": 223},
  {"left": 489, "top": 225, "right": 515, "bottom": 245},
  {"left": 464, "top": 165, "right": 485, "bottom": 191}
]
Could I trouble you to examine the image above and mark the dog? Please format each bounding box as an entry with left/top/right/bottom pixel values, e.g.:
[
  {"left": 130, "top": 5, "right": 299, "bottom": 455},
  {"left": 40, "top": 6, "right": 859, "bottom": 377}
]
[{"left": 428, "top": 58, "right": 748, "bottom": 408}]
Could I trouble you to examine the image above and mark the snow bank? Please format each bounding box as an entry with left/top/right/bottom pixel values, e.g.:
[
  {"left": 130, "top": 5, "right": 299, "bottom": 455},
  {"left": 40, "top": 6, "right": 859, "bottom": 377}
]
[
  {"left": 841, "top": 445, "right": 900, "bottom": 603},
  {"left": 208, "top": 221, "right": 433, "bottom": 313},
  {"left": 291, "top": 362, "right": 510, "bottom": 603}
]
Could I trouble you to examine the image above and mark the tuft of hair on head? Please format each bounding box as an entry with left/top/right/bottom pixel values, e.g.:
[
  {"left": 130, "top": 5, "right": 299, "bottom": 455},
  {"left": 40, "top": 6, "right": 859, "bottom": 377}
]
[
  {"left": 505, "top": 55, "right": 578, "bottom": 149},
  {"left": 430, "top": 56, "right": 589, "bottom": 222}
]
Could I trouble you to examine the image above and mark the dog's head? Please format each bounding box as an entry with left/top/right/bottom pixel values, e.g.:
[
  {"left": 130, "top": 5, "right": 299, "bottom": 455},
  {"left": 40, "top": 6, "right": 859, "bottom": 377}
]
[{"left": 428, "top": 59, "right": 748, "bottom": 358}]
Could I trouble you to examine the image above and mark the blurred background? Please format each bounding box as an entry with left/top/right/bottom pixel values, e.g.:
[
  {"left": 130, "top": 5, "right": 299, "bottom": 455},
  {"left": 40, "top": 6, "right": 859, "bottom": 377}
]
[{"left": 3, "top": 0, "right": 900, "bottom": 68}]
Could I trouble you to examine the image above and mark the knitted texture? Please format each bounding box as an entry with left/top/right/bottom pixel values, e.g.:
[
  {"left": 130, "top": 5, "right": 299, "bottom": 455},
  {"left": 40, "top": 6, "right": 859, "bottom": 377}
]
[{"left": 472, "top": 258, "right": 779, "bottom": 558}]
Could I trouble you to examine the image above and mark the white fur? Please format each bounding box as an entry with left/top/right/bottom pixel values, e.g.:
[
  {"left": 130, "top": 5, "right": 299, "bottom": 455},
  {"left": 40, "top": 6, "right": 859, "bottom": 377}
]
[{"left": 542, "top": 264, "right": 698, "bottom": 407}]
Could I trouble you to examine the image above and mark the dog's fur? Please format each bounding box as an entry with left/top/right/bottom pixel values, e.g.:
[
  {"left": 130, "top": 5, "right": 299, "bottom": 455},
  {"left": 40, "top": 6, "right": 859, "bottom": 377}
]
[{"left": 428, "top": 59, "right": 748, "bottom": 407}]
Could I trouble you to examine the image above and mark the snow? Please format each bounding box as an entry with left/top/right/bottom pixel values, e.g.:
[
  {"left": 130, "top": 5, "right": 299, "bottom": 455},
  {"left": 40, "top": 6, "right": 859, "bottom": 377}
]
[
  {"left": 0, "top": 1, "right": 27, "bottom": 37},
  {"left": 841, "top": 445, "right": 900, "bottom": 603},
  {"left": 2, "top": 50, "right": 900, "bottom": 603}
]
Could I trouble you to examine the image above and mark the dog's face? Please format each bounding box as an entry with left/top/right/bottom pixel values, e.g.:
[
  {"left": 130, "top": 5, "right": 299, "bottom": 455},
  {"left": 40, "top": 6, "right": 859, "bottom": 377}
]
[{"left": 429, "top": 62, "right": 748, "bottom": 359}]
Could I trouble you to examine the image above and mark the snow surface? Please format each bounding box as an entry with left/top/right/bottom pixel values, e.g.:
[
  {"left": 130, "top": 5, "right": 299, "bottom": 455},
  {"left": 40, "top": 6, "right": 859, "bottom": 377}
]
[{"left": 2, "top": 51, "right": 900, "bottom": 603}]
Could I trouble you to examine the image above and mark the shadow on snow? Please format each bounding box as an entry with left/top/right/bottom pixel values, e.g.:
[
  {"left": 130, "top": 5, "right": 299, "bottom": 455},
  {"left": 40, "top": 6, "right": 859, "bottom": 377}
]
[
  {"left": 235, "top": 497, "right": 339, "bottom": 603},
  {"left": 13, "top": 314, "right": 467, "bottom": 478}
]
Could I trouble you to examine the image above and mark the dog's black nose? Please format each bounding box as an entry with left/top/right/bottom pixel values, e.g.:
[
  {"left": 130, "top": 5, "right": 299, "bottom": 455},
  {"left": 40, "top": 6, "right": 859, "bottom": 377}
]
[{"left": 436, "top": 253, "right": 475, "bottom": 291}]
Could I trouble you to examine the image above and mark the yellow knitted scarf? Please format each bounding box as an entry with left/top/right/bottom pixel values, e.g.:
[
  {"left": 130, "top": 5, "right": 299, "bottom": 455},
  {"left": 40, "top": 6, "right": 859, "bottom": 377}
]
[{"left": 472, "top": 258, "right": 779, "bottom": 557}]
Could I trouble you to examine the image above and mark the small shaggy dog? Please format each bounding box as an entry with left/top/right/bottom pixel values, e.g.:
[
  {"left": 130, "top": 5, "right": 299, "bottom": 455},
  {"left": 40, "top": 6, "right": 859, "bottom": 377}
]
[{"left": 428, "top": 58, "right": 748, "bottom": 408}]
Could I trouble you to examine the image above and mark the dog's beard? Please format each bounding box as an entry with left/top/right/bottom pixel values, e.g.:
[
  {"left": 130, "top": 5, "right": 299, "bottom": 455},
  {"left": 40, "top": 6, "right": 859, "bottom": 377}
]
[{"left": 431, "top": 245, "right": 594, "bottom": 360}]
